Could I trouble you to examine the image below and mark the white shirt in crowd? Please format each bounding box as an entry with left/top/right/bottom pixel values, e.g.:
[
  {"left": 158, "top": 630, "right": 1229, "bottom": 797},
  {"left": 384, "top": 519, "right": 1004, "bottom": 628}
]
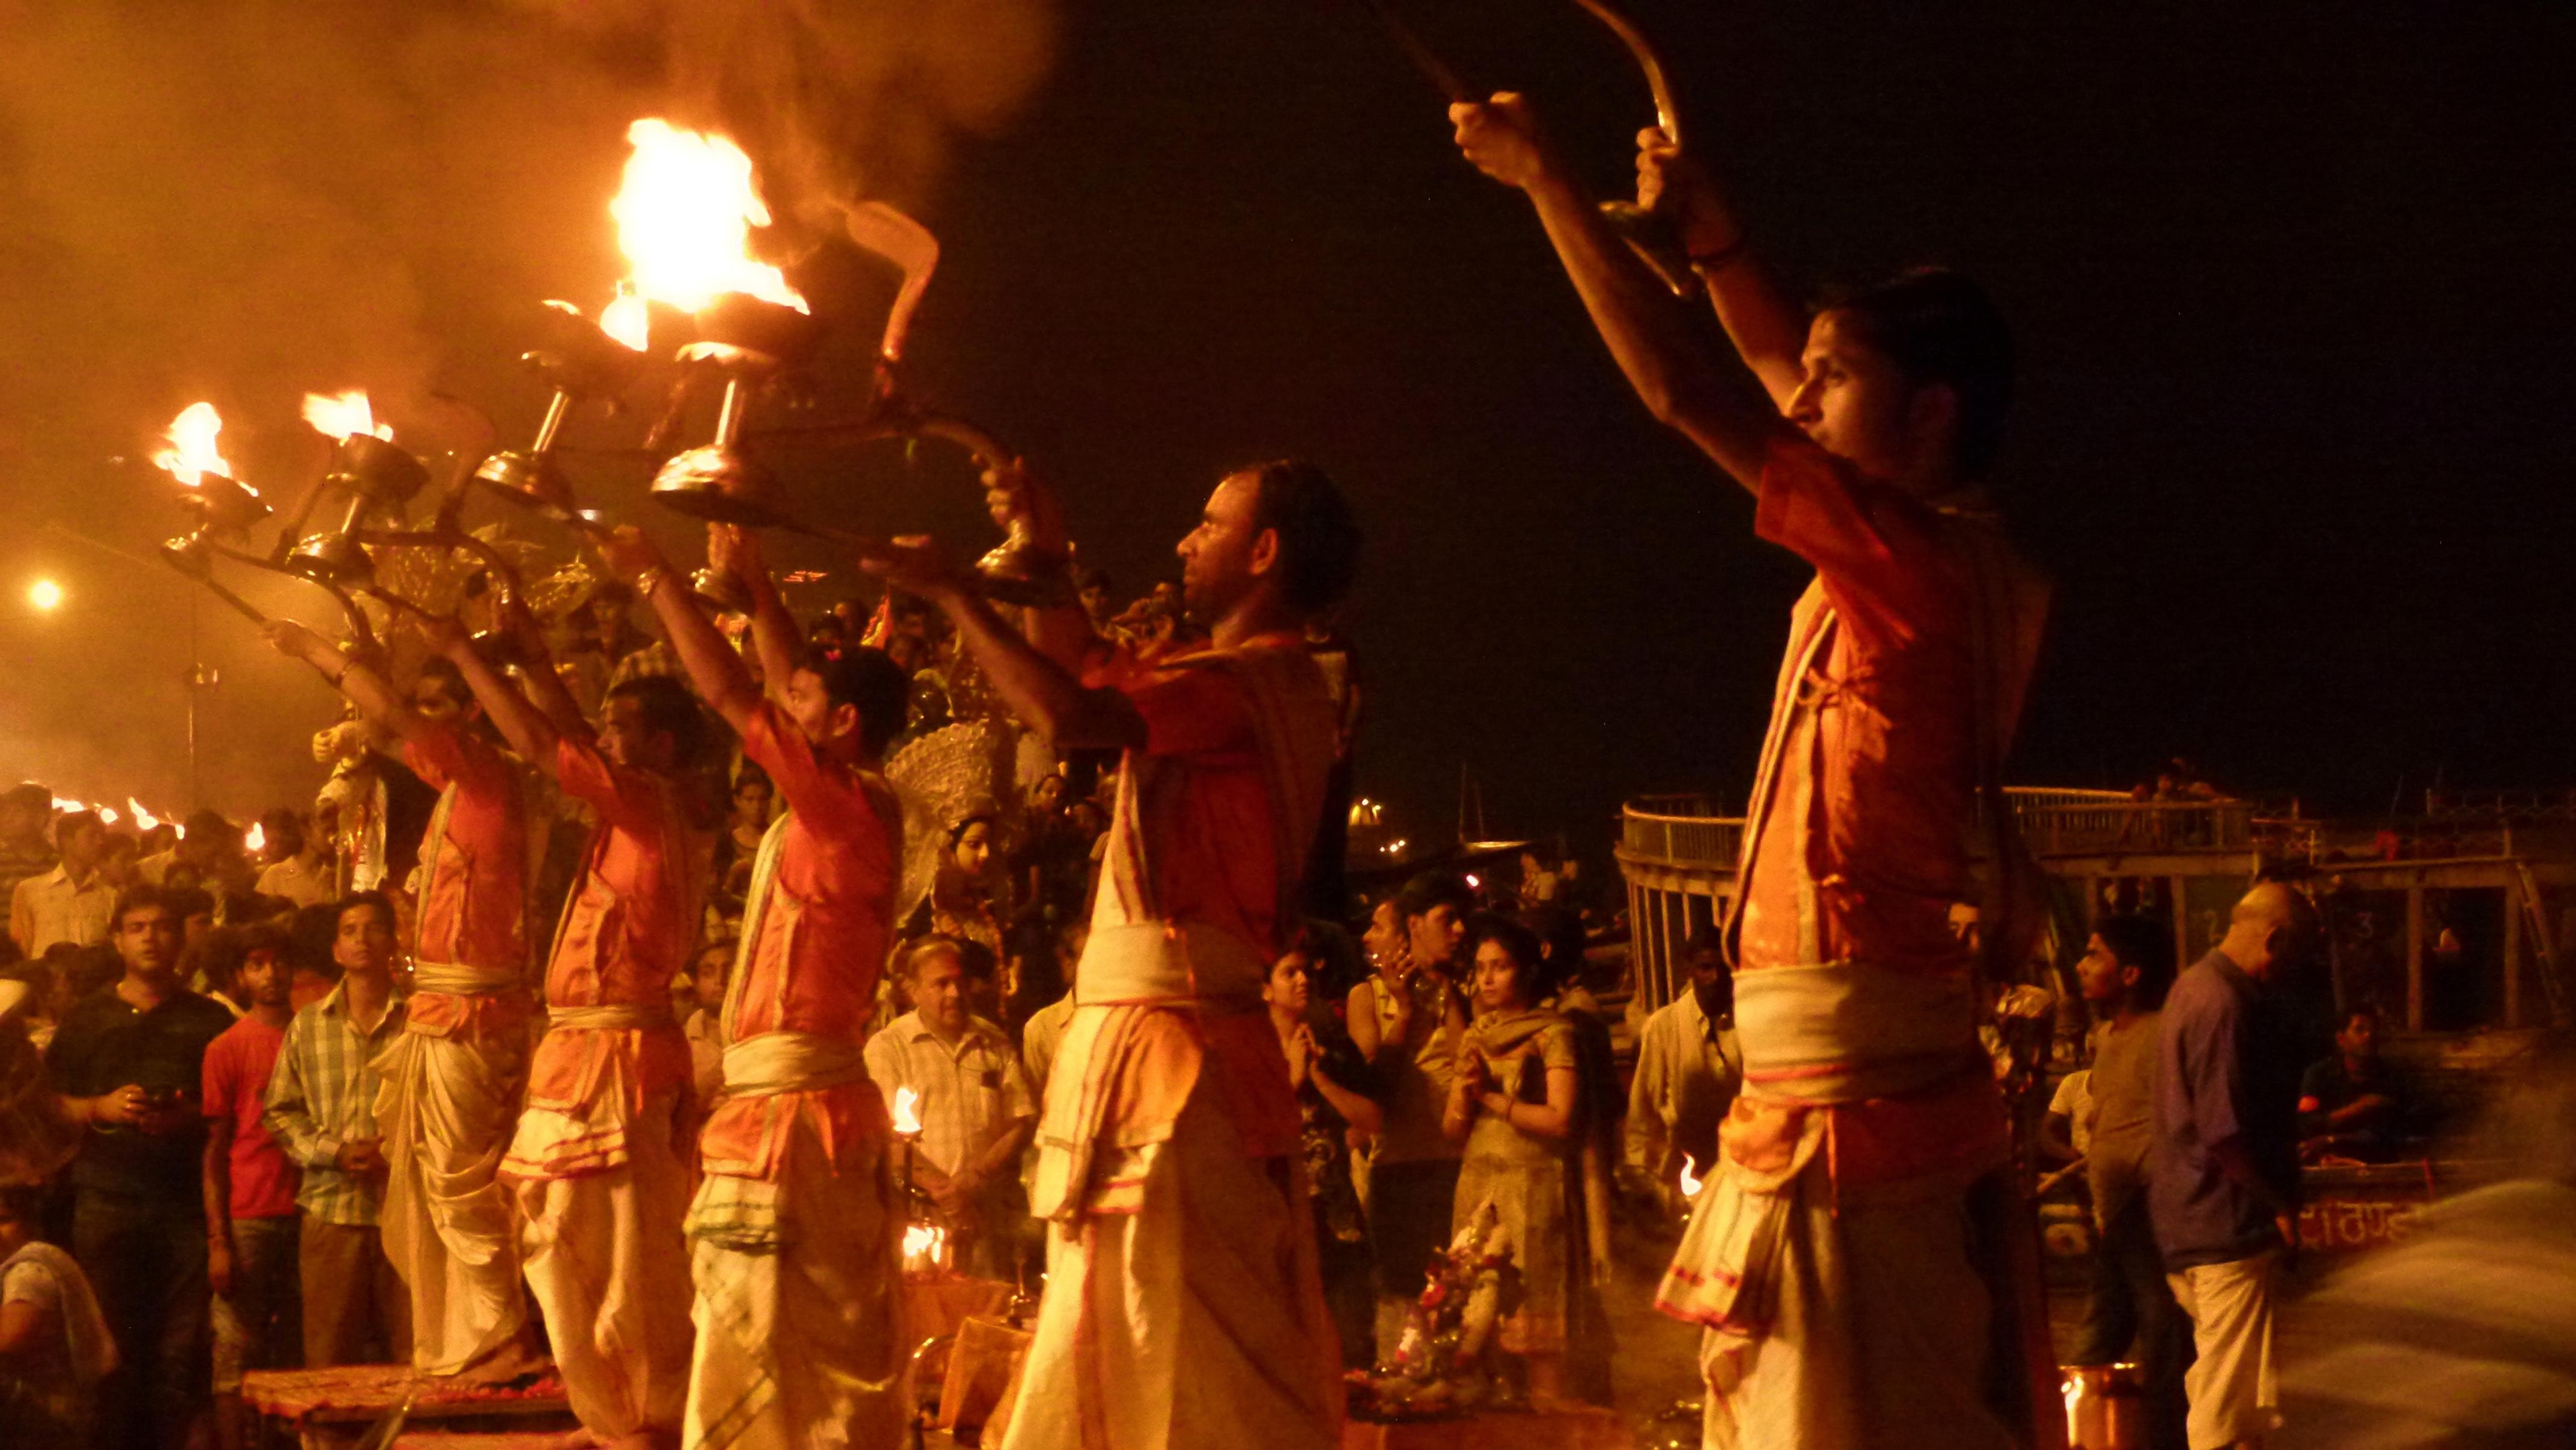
[
  {"left": 254, "top": 854, "right": 337, "bottom": 910},
  {"left": 863, "top": 1009, "right": 1036, "bottom": 1177},
  {"left": 9, "top": 865, "right": 115, "bottom": 958}
]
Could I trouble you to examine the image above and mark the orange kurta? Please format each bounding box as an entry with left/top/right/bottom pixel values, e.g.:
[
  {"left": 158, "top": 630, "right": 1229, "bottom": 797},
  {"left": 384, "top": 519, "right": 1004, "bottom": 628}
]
[
  {"left": 1723, "top": 434, "right": 2043, "bottom": 1190},
  {"left": 400, "top": 724, "right": 534, "bottom": 1034},
  {"left": 504, "top": 736, "right": 706, "bottom": 1180},
  {"left": 696, "top": 702, "right": 902, "bottom": 1180}
]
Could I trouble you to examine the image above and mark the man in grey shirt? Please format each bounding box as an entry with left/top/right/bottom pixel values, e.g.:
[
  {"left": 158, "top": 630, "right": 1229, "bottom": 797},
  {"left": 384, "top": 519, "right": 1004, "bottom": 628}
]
[{"left": 2151, "top": 882, "right": 2314, "bottom": 1450}]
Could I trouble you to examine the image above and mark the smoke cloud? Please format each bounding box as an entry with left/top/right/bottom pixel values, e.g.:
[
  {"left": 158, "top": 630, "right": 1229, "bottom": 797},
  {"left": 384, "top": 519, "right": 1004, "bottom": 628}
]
[{"left": 0, "top": 0, "right": 1057, "bottom": 815}]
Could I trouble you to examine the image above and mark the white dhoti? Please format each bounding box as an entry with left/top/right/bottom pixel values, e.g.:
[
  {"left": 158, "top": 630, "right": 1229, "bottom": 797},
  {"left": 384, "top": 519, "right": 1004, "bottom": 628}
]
[
  {"left": 1658, "top": 964, "right": 2018, "bottom": 1450},
  {"left": 509, "top": 1005, "right": 696, "bottom": 1442},
  {"left": 374, "top": 963, "right": 530, "bottom": 1376},
  {"left": 1008, "top": 1086, "right": 1335, "bottom": 1450},
  {"left": 1005, "top": 924, "right": 1339, "bottom": 1450},
  {"left": 684, "top": 1034, "right": 906, "bottom": 1450}
]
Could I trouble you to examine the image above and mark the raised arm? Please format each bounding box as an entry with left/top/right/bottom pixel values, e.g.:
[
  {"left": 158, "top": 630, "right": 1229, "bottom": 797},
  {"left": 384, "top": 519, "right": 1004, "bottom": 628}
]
[
  {"left": 1452, "top": 95, "right": 1792, "bottom": 495},
  {"left": 1635, "top": 127, "right": 1809, "bottom": 408},
  {"left": 436, "top": 617, "right": 567, "bottom": 776},
  {"left": 263, "top": 620, "right": 441, "bottom": 748},
  {"left": 719, "top": 526, "right": 805, "bottom": 708},
  {"left": 857, "top": 537, "right": 1144, "bottom": 752},
  {"left": 598, "top": 526, "right": 761, "bottom": 734},
  {"left": 982, "top": 461, "right": 1099, "bottom": 674}
]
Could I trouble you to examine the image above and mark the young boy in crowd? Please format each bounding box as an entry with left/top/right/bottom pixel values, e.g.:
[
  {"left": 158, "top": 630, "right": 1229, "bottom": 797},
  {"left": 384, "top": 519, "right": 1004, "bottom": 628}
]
[{"left": 199, "top": 925, "right": 302, "bottom": 1449}]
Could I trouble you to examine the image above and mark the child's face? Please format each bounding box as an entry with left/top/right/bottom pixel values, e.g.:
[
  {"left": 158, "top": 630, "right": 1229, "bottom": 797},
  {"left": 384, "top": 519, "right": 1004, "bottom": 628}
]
[{"left": 694, "top": 949, "right": 731, "bottom": 1013}]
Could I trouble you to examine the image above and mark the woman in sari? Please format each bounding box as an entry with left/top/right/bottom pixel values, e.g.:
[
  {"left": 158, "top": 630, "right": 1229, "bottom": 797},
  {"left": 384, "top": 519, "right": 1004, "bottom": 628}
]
[{"left": 1442, "top": 913, "right": 1610, "bottom": 1403}]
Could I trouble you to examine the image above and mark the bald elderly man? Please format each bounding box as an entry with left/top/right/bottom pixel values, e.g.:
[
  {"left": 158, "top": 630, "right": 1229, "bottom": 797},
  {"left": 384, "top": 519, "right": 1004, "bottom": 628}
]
[{"left": 2151, "top": 882, "right": 2316, "bottom": 1450}]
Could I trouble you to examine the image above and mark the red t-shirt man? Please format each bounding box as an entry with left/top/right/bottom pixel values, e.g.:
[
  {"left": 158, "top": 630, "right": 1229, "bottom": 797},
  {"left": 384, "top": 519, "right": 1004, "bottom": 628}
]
[{"left": 201, "top": 1014, "right": 298, "bottom": 1219}]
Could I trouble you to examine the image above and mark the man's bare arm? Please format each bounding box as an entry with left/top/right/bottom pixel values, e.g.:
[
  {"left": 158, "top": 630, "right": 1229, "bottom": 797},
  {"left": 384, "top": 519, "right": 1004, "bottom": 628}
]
[
  {"left": 262, "top": 621, "right": 439, "bottom": 748},
  {"left": 1635, "top": 128, "right": 1809, "bottom": 408},
  {"left": 1453, "top": 95, "right": 1791, "bottom": 496},
  {"left": 600, "top": 528, "right": 760, "bottom": 734},
  {"left": 438, "top": 625, "right": 566, "bottom": 775},
  {"left": 859, "top": 538, "right": 1144, "bottom": 752}
]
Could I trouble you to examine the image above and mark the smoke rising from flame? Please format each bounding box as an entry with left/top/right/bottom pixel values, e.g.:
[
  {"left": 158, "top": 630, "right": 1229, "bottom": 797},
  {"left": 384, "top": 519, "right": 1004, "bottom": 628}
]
[{"left": 0, "top": 0, "right": 1059, "bottom": 817}]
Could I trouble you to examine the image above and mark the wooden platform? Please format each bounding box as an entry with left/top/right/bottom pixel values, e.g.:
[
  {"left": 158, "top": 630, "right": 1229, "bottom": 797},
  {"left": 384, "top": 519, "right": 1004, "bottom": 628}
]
[
  {"left": 1342, "top": 1402, "right": 1630, "bottom": 1450},
  {"left": 241, "top": 1363, "right": 575, "bottom": 1449}
]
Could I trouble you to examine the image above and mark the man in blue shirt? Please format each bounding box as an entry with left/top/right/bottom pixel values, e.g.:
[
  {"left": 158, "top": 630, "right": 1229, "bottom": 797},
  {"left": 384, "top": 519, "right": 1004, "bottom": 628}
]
[{"left": 2152, "top": 882, "right": 2314, "bottom": 1450}]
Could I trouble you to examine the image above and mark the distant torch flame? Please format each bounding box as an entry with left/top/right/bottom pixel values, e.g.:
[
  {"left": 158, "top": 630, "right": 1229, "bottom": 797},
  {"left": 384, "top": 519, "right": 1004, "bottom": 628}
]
[
  {"left": 612, "top": 118, "right": 808, "bottom": 316},
  {"left": 127, "top": 799, "right": 162, "bottom": 833},
  {"left": 97, "top": 806, "right": 119, "bottom": 826},
  {"left": 902, "top": 1223, "right": 945, "bottom": 1262},
  {"left": 152, "top": 402, "right": 238, "bottom": 488},
  {"left": 51, "top": 797, "right": 83, "bottom": 814},
  {"left": 1679, "top": 1157, "right": 1706, "bottom": 1201},
  {"left": 891, "top": 1086, "right": 922, "bottom": 1135},
  {"left": 244, "top": 822, "right": 266, "bottom": 855},
  {"left": 303, "top": 390, "right": 392, "bottom": 444}
]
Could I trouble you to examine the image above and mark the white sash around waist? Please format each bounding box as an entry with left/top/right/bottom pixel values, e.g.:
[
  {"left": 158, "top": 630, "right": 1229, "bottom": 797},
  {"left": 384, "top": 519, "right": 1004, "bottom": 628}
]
[
  {"left": 1073, "top": 921, "right": 1267, "bottom": 1011},
  {"left": 720, "top": 1031, "right": 871, "bottom": 1097},
  {"left": 546, "top": 1001, "right": 677, "bottom": 1033},
  {"left": 1734, "top": 961, "right": 1980, "bottom": 1104},
  {"left": 413, "top": 960, "right": 523, "bottom": 995}
]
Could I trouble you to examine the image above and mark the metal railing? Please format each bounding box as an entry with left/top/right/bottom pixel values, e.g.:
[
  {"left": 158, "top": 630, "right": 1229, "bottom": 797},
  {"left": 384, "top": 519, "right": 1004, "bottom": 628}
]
[{"left": 1619, "top": 797, "right": 1744, "bottom": 871}]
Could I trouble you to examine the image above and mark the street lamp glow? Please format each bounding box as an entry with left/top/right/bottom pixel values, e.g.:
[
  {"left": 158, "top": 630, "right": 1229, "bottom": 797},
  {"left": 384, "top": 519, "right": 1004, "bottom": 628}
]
[{"left": 28, "top": 579, "right": 62, "bottom": 612}]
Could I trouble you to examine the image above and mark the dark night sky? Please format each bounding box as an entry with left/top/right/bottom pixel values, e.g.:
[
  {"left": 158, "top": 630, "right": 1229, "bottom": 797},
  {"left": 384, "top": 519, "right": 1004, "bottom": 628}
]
[{"left": 6, "top": 4, "right": 2575, "bottom": 852}]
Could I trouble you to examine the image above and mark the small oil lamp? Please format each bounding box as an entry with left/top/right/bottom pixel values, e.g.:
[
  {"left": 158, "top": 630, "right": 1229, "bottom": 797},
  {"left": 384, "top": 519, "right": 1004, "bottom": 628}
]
[
  {"left": 278, "top": 392, "right": 429, "bottom": 590},
  {"left": 474, "top": 297, "right": 651, "bottom": 519},
  {"left": 649, "top": 292, "right": 826, "bottom": 528}
]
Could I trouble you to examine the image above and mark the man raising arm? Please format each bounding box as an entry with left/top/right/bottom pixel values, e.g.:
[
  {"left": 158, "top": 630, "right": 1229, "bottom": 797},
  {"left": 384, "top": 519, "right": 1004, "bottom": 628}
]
[
  {"left": 1452, "top": 80, "right": 2051, "bottom": 1450},
  {"left": 264, "top": 622, "right": 540, "bottom": 1380},
  {"left": 861, "top": 460, "right": 1360, "bottom": 1450},
  {"left": 597, "top": 522, "right": 916, "bottom": 1450}
]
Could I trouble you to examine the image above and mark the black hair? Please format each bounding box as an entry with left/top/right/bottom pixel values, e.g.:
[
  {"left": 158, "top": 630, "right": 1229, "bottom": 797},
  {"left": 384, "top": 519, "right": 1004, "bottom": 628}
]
[
  {"left": 797, "top": 643, "right": 910, "bottom": 758},
  {"left": 182, "top": 808, "right": 235, "bottom": 848},
  {"left": 1824, "top": 268, "right": 2015, "bottom": 481},
  {"left": 197, "top": 922, "right": 290, "bottom": 999},
  {"left": 1464, "top": 911, "right": 1549, "bottom": 1005},
  {"left": 415, "top": 657, "right": 473, "bottom": 712},
  {"left": 1240, "top": 460, "right": 1362, "bottom": 616},
  {"left": 287, "top": 903, "right": 340, "bottom": 977},
  {"left": 1519, "top": 907, "right": 1588, "bottom": 991},
  {"left": 946, "top": 810, "right": 998, "bottom": 851},
  {"left": 0, "top": 1182, "right": 44, "bottom": 1227},
  {"left": 54, "top": 809, "right": 103, "bottom": 845},
  {"left": 164, "top": 886, "right": 215, "bottom": 924},
  {"left": 334, "top": 890, "right": 398, "bottom": 936},
  {"left": 2341, "top": 1004, "right": 2382, "bottom": 1031},
  {"left": 1077, "top": 568, "right": 1112, "bottom": 594},
  {"left": 1681, "top": 922, "right": 1728, "bottom": 960},
  {"left": 605, "top": 674, "right": 710, "bottom": 769},
  {"left": 110, "top": 885, "right": 181, "bottom": 934},
  {"left": 1395, "top": 871, "right": 1472, "bottom": 925},
  {"left": 2092, "top": 913, "right": 2176, "bottom": 1009}
]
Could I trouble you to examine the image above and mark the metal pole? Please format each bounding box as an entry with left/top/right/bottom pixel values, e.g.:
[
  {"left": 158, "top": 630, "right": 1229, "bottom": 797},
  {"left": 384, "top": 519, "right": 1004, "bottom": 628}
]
[{"left": 187, "top": 592, "right": 201, "bottom": 807}]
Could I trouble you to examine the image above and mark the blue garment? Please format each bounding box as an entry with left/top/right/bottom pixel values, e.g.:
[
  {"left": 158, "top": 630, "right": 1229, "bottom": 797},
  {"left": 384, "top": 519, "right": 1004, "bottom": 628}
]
[{"left": 2149, "top": 950, "right": 2302, "bottom": 1270}]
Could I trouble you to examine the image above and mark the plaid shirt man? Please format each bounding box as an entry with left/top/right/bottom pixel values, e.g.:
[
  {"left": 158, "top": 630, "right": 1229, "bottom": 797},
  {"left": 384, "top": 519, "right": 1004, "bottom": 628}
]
[
  {"left": 863, "top": 1010, "right": 1035, "bottom": 1177},
  {"left": 263, "top": 981, "right": 407, "bottom": 1226}
]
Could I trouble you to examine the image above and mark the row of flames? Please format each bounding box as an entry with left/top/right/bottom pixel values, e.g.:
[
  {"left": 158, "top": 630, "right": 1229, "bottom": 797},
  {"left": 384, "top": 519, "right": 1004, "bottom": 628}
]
[
  {"left": 152, "top": 118, "right": 802, "bottom": 491},
  {"left": 44, "top": 795, "right": 268, "bottom": 854}
]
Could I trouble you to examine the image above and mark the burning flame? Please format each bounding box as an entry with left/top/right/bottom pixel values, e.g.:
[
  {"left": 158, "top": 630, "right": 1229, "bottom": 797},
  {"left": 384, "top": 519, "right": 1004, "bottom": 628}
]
[
  {"left": 245, "top": 822, "right": 266, "bottom": 855},
  {"left": 1678, "top": 1157, "right": 1706, "bottom": 1201},
  {"left": 152, "top": 402, "right": 239, "bottom": 488},
  {"left": 303, "top": 390, "right": 393, "bottom": 444},
  {"left": 50, "top": 797, "right": 83, "bottom": 814},
  {"left": 97, "top": 805, "right": 119, "bottom": 825},
  {"left": 599, "top": 283, "right": 651, "bottom": 352},
  {"left": 611, "top": 119, "right": 808, "bottom": 316},
  {"left": 127, "top": 799, "right": 162, "bottom": 833},
  {"left": 902, "top": 1223, "right": 946, "bottom": 1261},
  {"left": 891, "top": 1086, "right": 922, "bottom": 1135}
]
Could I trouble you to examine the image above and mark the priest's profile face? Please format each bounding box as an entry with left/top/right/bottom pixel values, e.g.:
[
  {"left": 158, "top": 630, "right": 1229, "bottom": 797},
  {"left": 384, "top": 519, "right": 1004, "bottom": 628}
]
[{"left": 1176, "top": 472, "right": 1263, "bottom": 620}]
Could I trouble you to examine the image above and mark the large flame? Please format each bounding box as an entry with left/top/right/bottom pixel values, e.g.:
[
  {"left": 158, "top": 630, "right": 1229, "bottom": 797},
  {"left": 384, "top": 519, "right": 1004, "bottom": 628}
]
[
  {"left": 127, "top": 798, "right": 162, "bottom": 833},
  {"left": 303, "top": 390, "right": 393, "bottom": 444},
  {"left": 245, "top": 822, "right": 266, "bottom": 855},
  {"left": 891, "top": 1086, "right": 922, "bottom": 1135},
  {"left": 612, "top": 119, "right": 808, "bottom": 316},
  {"left": 1678, "top": 1156, "right": 1706, "bottom": 1201},
  {"left": 902, "top": 1223, "right": 946, "bottom": 1262},
  {"left": 152, "top": 402, "right": 238, "bottom": 488}
]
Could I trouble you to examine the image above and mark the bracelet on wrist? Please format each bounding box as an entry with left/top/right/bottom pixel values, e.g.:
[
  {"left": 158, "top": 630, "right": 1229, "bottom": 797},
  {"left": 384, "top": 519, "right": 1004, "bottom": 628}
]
[
  {"left": 1688, "top": 234, "right": 1752, "bottom": 273},
  {"left": 635, "top": 565, "right": 674, "bottom": 600}
]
